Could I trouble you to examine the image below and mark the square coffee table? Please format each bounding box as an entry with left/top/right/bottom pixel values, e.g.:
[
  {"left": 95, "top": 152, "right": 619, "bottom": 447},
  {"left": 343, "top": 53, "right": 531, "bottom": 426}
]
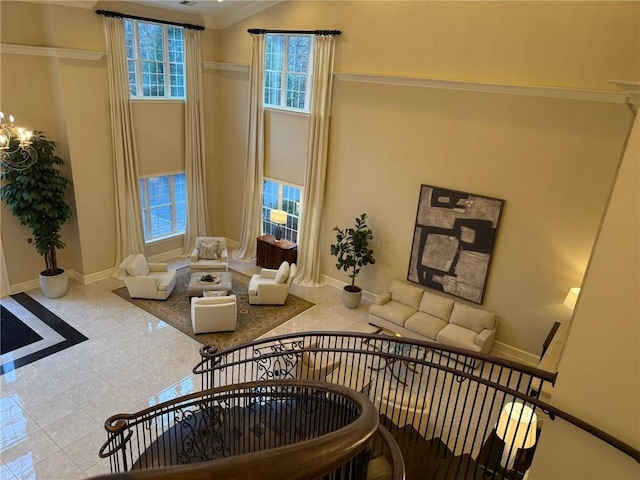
[{"left": 187, "top": 271, "right": 233, "bottom": 297}]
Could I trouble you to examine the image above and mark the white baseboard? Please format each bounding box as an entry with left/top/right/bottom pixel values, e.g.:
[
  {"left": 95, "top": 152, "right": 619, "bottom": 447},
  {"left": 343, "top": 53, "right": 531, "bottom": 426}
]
[
  {"left": 491, "top": 340, "right": 540, "bottom": 366},
  {"left": 79, "top": 267, "right": 115, "bottom": 285},
  {"left": 320, "top": 274, "right": 376, "bottom": 304},
  {"left": 226, "top": 238, "right": 239, "bottom": 249},
  {"left": 149, "top": 248, "right": 184, "bottom": 263}
]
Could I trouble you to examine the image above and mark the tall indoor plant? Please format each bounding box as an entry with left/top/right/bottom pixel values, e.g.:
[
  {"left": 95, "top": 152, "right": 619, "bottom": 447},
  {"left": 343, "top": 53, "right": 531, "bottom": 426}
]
[
  {"left": 330, "top": 213, "right": 376, "bottom": 308},
  {"left": 1, "top": 132, "right": 72, "bottom": 298}
]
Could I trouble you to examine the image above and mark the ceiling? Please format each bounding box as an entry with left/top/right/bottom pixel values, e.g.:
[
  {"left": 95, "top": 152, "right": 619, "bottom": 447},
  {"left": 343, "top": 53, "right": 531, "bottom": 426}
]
[
  {"left": 131, "top": 0, "right": 281, "bottom": 28},
  {"left": 23, "top": 0, "right": 281, "bottom": 29}
]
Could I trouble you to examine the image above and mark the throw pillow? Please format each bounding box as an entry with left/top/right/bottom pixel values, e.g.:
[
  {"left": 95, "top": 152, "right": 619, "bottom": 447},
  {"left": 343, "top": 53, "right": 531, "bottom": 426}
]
[
  {"left": 274, "top": 261, "right": 290, "bottom": 284},
  {"left": 199, "top": 240, "right": 219, "bottom": 260},
  {"left": 125, "top": 254, "right": 150, "bottom": 277}
]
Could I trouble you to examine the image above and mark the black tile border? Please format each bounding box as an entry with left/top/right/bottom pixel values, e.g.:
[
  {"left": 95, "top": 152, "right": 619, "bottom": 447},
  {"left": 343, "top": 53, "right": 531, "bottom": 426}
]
[{"left": 0, "top": 292, "right": 88, "bottom": 376}]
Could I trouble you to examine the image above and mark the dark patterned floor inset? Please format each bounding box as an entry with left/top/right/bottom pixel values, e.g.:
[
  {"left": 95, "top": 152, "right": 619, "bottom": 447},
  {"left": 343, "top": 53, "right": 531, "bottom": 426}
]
[
  {"left": 0, "top": 305, "right": 43, "bottom": 354},
  {"left": 112, "top": 267, "right": 314, "bottom": 351}
]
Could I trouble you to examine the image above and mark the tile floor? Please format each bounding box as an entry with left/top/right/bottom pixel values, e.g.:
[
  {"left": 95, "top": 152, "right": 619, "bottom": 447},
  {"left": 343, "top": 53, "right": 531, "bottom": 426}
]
[{"left": 0, "top": 255, "right": 376, "bottom": 479}]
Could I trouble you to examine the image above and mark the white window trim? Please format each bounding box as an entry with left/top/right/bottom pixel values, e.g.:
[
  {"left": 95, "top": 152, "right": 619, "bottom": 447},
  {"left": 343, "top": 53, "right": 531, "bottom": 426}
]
[
  {"left": 140, "top": 171, "right": 186, "bottom": 243},
  {"left": 264, "top": 34, "right": 314, "bottom": 114},
  {"left": 127, "top": 19, "right": 185, "bottom": 100},
  {"left": 263, "top": 177, "right": 303, "bottom": 243}
]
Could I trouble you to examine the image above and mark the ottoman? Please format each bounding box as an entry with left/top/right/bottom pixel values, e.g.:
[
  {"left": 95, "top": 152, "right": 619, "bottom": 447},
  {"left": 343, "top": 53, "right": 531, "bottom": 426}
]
[{"left": 187, "top": 271, "right": 233, "bottom": 297}]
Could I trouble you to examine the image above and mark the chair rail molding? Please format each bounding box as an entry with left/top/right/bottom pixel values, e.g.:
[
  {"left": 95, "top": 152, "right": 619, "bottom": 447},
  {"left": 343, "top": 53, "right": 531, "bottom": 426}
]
[
  {"left": 0, "top": 43, "right": 105, "bottom": 61},
  {"left": 334, "top": 72, "right": 629, "bottom": 104},
  {"left": 202, "top": 61, "right": 249, "bottom": 73}
]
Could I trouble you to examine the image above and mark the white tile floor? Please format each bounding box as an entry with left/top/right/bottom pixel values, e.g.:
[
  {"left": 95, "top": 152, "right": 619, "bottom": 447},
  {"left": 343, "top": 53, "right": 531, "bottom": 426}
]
[{"left": 0, "top": 255, "right": 375, "bottom": 479}]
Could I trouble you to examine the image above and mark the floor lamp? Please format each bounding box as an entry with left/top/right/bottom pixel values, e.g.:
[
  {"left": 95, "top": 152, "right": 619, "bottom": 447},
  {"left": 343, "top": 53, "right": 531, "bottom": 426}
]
[{"left": 496, "top": 402, "right": 537, "bottom": 471}]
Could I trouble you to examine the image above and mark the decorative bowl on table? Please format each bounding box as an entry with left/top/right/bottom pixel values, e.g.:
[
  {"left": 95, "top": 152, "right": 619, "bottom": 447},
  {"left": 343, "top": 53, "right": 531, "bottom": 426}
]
[{"left": 199, "top": 274, "right": 220, "bottom": 284}]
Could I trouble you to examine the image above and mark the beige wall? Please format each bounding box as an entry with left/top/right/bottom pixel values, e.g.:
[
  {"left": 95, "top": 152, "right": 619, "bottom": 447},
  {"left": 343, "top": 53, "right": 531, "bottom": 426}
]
[
  {"left": 215, "top": 1, "right": 637, "bottom": 354},
  {"left": 529, "top": 116, "right": 639, "bottom": 477},
  {"left": 1, "top": 1, "right": 638, "bottom": 358}
]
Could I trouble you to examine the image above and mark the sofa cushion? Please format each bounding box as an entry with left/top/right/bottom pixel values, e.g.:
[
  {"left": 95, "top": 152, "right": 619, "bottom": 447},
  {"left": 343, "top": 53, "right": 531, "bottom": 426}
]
[
  {"left": 405, "top": 312, "right": 448, "bottom": 341},
  {"left": 388, "top": 280, "right": 424, "bottom": 311},
  {"left": 418, "top": 290, "right": 454, "bottom": 320},
  {"left": 369, "top": 301, "right": 417, "bottom": 327},
  {"left": 199, "top": 240, "right": 219, "bottom": 260},
  {"left": 126, "top": 254, "right": 149, "bottom": 277},
  {"left": 436, "top": 324, "right": 482, "bottom": 353},
  {"left": 192, "top": 295, "right": 235, "bottom": 306},
  {"left": 154, "top": 271, "right": 175, "bottom": 291},
  {"left": 275, "top": 261, "right": 290, "bottom": 284},
  {"left": 449, "top": 304, "right": 496, "bottom": 333}
]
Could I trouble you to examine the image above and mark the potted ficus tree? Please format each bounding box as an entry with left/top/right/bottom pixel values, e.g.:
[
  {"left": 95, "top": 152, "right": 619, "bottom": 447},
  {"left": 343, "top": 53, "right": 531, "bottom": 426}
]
[
  {"left": 1, "top": 131, "right": 72, "bottom": 298},
  {"left": 330, "top": 213, "right": 376, "bottom": 308}
]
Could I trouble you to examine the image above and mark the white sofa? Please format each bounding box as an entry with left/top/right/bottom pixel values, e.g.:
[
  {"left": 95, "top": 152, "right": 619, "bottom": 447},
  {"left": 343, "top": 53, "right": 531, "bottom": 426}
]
[
  {"left": 190, "top": 237, "right": 229, "bottom": 272},
  {"left": 119, "top": 254, "right": 177, "bottom": 300},
  {"left": 369, "top": 280, "right": 497, "bottom": 354},
  {"left": 248, "top": 261, "right": 297, "bottom": 305},
  {"left": 191, "top": 294, "right": 237, "bottom": 333}
]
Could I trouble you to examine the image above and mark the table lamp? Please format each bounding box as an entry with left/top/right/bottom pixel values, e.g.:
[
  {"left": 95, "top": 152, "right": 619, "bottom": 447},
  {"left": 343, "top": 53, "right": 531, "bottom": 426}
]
[
  {"left": 270, "top": 209, "right": 287, "bottom": 241},
  {"left": 496, "top": 402, "right": 537, "bottom": 471}
]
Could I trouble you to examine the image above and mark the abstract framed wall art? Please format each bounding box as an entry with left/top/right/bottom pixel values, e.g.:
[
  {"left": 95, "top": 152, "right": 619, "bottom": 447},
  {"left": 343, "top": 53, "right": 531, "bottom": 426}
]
[{"left": 407, "top": 184, "right": 504, "bottom": 304}]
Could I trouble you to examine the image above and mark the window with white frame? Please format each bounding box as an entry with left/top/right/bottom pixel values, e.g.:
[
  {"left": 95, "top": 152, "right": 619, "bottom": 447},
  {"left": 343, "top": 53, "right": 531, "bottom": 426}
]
[
  {"left": 262, "top": 179, "right": 302, "bottom": 243},
  {"left": 264, "top": 34, "right": 313, "bottom": 112},
  {"left": 140, "top": 173, "right": 187, "bottom": 242},
  {"left": 125, "top": 19, "right": 185, "bottom": 98}
]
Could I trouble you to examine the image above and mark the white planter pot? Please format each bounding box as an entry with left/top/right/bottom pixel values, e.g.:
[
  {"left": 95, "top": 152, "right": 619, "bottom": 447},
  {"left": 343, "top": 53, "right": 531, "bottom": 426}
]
[
  {"left": 39, "top": 269, "right": 68, "bottom": 299},
  {"left": 342, "top": 286, "right": 362, "bottom": 309}
]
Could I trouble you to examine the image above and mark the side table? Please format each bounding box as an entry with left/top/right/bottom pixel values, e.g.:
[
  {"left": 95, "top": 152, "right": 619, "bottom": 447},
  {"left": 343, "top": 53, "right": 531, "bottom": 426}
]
[{"left": 256, "top": 235, "right": 298, "bottom": 269}]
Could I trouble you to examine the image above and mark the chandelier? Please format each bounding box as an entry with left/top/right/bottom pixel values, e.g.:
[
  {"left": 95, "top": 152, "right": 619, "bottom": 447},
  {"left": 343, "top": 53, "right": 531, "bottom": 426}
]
[{"left": 0, "top": 112, "right": 38, "bottom": 173}]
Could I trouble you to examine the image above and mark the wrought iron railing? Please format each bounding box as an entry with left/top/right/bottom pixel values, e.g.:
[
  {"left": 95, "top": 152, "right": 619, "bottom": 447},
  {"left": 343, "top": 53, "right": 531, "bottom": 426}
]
[
  {"left": 93, "top": 379, "right": 404, "bottom": 480},
  {"left": 191, "top": 331, "right": 639, "bottom": 479},
  {"left": 93, "top": 331, "right": 639, "bottom": 479}
]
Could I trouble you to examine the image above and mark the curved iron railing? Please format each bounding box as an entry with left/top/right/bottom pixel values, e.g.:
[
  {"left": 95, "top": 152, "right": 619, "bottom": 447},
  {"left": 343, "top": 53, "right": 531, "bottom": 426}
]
[
  {"left": 92, "top": 331, "right": 638, "bottom": 479},
  {"left": 93, "top": 379, "right": 404, "bottom": 480},
  {"left": 192, "top": 331, "right": 639, "bottom": 478}
]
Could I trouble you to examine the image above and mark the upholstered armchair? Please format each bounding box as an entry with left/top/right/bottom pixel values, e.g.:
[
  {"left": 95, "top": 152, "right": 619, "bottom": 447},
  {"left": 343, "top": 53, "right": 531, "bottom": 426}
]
[
  {"left": 119, "top": 254, "right": 177, "bottom": 300},
  {"left": 248, "top": 261, "right": 297, "bottom": 305},
  {"left": 190, "top": 237, "right": 229, "bottom": 272},
  {"left": 191, "top": 295, "right": 237, "bottom": 333}
]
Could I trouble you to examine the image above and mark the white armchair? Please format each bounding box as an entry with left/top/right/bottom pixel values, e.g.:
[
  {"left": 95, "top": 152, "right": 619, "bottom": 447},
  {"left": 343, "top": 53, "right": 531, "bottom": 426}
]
[
  {"left": 190, "top": 237, "right": 229, "bottom": 272},
  {"left": 191, "top": 295, "right": 237, "bottom": 333},
  {"left": 119, "top": 254, "right": 177, "bottom": 300},
  {"left": 248, "top": 261, "right": 297, "bottom": 305}
]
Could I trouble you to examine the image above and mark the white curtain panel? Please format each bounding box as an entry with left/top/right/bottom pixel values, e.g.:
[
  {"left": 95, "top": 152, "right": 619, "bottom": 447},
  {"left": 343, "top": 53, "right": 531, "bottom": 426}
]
[
  {"left": 295, "top": 35, "right": 337, "bottom": 286},
  {"left": 182, "top": 28, "right": 211, "bottom": 255},
  {"left": 232, "top": 33, "right": 266, "bottom": 262},
  {"left": 104, "top": 16, "right": 146, "bottom": 275}
]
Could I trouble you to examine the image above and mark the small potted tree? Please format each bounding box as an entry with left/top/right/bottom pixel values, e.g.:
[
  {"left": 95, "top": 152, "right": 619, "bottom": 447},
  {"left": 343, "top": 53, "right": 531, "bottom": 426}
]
[
  {"left": 1, "top": 131, "right": 72, "bottom": 298},
  {"left": 330, "top": 213, "right": 376, "bottom": 308}
]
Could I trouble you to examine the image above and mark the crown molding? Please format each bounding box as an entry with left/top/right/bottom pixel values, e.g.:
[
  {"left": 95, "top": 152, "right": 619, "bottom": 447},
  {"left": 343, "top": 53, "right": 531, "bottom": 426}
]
[
  {"left": 608, "top": 80, "right": 640, "bottom": 113},
  {"left": 202, "top": 61, "right": 249, "bottom": 73},
  {"left": 16, "top": 0, "right": 97, "bottom": 9},
  {"left": 212, "top": 1, "right": 281, "bottom": 30},
  {"left": 1, "top": 43, "right": 106, "bottom": 61},
  {"left": 334, "top": 72, "right": 629, "bottom": 105}
]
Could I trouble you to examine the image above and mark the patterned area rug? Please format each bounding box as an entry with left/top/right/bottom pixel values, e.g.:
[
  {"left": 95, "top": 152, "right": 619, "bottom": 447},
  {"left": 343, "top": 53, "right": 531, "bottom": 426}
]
[{"left": 113, "top": 267, "right": 314, "bottom": 351}]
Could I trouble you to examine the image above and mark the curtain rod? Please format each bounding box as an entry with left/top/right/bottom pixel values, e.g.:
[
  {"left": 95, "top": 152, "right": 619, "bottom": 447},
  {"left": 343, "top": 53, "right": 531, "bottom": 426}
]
[
  {"left": 248, "top": 29, "right": 341, "bottom": 36},
  {"left": 96, "top": 9, "right": 205, "bottom": 31}
]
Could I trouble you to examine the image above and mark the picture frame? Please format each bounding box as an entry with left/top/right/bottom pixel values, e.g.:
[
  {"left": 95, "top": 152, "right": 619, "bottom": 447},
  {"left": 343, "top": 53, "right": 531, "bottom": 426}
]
[{"left": 407, "top": 184, "right": 505, "bottom": 304}]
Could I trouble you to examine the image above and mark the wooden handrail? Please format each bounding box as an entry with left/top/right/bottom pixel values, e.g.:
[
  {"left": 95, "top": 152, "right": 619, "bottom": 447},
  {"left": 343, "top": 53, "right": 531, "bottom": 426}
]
[{"left": 94, "top": 380, "right": 381, "bottom": 480}]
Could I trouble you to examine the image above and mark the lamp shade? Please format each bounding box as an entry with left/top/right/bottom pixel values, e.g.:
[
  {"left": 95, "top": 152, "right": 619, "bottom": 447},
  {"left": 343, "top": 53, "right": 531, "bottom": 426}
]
[
  {"left": 563, "top": 287, "right": 581, "bottom": 311},
  {"left": 496, "top": 402, "right": 537, "bottom": 449},
  {"left": 270, "top": 209, "right": 287, "bottom": 225}
]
